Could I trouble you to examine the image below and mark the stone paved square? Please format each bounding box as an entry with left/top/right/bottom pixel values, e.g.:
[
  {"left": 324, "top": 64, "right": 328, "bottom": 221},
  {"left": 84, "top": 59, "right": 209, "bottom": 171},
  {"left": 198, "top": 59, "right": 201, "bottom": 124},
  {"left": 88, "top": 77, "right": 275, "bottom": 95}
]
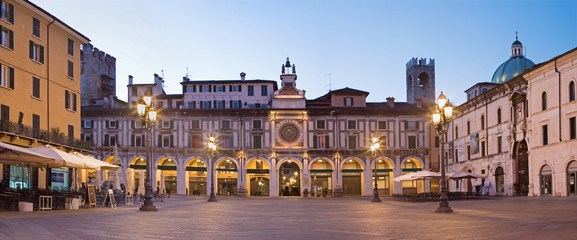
[{"left": 1, "top": 196, "right": 576, "bottom": 240}]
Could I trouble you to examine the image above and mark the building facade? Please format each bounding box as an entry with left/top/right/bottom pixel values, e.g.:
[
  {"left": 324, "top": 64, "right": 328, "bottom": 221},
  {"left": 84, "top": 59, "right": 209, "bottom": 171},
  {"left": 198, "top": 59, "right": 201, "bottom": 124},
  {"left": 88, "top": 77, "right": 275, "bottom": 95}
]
[
  {"left": 0, "top": 0, "right": 90, "bottom": 189},
  {"left": 446, "top": 37, "right": 577, "bottom": 196},
  {"left": 83, "top": 58, "right": 438, "bottom": 197}
]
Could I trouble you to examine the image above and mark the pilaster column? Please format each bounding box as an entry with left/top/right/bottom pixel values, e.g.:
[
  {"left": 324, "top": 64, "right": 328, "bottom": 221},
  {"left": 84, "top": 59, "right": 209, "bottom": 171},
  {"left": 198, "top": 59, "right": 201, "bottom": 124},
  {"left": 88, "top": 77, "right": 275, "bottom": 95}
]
[
  {"left": 270, "top": 157, "right": 279, "bottom": 197},
  {"left": 177, "top": 160, "right": 186, "bottom": 195},
  {"left": 393, "top": 156, "right": 403, "bottom": 194}
]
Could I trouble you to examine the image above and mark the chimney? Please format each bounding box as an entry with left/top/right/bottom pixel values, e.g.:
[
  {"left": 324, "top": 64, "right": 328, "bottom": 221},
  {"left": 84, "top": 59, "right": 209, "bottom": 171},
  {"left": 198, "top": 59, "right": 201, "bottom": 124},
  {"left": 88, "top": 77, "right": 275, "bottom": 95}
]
[
  {"left": 386, "top": 97, "right": 395, "bottom": 107},
  {"left": 128, "top": 75, "right": 133, "bottom": 85},
  {"left": 416, "top": 98, "right": 423, "bottom": 108},
  {"left": 183, "top": 76, "right": 190, "bottom": 82},
  {"left": 240, "top": 72, "right": 246, "bottom": 81}
]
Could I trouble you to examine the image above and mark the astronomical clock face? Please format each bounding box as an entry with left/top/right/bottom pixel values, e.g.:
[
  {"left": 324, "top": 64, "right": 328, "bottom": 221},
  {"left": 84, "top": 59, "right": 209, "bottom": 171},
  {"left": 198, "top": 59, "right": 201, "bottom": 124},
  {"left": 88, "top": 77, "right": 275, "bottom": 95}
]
[{"left": 276, "top": 120, "right": 303, "bottom": 147}]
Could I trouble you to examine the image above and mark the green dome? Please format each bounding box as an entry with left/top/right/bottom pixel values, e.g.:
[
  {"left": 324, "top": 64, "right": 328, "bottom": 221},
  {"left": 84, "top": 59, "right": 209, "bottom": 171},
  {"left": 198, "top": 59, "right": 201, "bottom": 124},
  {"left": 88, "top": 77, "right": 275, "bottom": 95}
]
[{"left": 491, "top": 56, "right": 535, "bottom": 84}]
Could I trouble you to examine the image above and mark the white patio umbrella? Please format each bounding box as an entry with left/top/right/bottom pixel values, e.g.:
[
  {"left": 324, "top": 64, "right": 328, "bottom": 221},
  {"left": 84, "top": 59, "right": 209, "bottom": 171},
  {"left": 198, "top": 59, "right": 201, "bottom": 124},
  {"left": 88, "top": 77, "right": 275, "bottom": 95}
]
[
  {"left": 449, "top": 171, "right": 487, "bottom": 192},
  {"left": 392, "top": 172, "right": 417, "bottom": 182},
  {"left": 0, "top": 142, "right": 55, "bottom": 164},
  {"left": 73, "top": 153, "right": 120, "bottom": 170},
  {"left": 95, "top": 169, "right": 101, "bottom": 191},
  {"left": 159, "top": 172, "right": 166, "bottom": 194},
  {"left": 138, "top": 170, "right": 145, "bottom": 196},
  {"left": 410, "top": 170, "right": 442, "bottom": 195},
  {"left": 70, "top": 168, "right": 78, "bottom": 191},
  {"left": 27, "top": 146, "right": 91, "bottom": 168},
  {"left": 125, "top": 168, "right": 133, "bottom": 195},
  {"left": 114, "top": 170, "right": 121, "bottom": 190}
]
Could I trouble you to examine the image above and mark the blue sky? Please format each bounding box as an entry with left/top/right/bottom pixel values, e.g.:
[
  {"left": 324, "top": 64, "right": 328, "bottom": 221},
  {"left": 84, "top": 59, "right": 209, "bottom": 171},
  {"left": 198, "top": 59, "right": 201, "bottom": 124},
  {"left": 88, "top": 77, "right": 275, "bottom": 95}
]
[{"left": 35, "top": 0, "right": 576, "bottom": 105}]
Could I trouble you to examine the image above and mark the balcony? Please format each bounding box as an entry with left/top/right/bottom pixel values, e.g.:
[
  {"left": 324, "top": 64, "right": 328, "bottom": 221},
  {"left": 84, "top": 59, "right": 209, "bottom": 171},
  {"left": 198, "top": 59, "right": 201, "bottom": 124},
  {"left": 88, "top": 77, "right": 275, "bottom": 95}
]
[{"left": 0, "top": 120, "right": 91, "bottom": 151}]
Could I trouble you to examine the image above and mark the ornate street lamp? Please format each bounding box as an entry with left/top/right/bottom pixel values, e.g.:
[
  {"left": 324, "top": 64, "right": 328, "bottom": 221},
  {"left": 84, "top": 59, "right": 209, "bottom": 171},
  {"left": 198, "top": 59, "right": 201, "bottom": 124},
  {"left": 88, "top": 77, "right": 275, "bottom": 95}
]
[
  {"left": 370, "top": 137, "right": 381, "bottom": 202},
  {"left": 433, "top": 91, "right": 453, "bottom": 213},
  {"left": 207, "top": 136, "right": 218, "bottom": 202},
  {"left": 138, "top": 96, "right": 158, "bottom": 212}
]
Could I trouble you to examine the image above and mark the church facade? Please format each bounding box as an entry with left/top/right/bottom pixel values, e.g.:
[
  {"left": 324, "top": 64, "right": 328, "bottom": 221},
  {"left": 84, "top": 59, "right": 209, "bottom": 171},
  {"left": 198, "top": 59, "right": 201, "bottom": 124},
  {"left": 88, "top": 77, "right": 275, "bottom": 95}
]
[{"left": 82, "top": 58, "right": 438, "bottom": 197}]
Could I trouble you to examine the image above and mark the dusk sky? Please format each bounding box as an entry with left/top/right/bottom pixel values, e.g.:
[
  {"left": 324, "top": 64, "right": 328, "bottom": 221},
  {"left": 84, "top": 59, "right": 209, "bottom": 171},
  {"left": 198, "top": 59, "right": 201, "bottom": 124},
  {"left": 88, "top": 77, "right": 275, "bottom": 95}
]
[{"left": 34, "top": 0, "right": 576, "bottom": 105}]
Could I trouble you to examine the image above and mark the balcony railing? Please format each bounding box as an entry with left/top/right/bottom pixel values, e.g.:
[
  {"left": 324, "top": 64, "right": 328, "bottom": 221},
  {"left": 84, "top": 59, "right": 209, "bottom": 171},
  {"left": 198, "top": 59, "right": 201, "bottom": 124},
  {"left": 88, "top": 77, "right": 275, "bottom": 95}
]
[{"left": 0, "top": 120, "right": 91, "bottom": 150}]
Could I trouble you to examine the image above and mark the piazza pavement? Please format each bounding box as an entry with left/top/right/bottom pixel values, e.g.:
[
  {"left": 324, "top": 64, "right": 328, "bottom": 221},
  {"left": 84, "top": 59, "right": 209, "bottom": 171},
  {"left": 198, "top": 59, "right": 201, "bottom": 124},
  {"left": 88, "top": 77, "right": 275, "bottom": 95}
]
[{"left": 0, "top": 196, "right": 575, "bottom": 240}]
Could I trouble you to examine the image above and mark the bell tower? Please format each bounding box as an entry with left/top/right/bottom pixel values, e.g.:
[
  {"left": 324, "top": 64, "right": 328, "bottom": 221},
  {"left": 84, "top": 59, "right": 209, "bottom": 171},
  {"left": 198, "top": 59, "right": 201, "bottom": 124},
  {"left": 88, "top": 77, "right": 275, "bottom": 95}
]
[{"left": 406, "top": 57, "right": 436, "bottom": 105}]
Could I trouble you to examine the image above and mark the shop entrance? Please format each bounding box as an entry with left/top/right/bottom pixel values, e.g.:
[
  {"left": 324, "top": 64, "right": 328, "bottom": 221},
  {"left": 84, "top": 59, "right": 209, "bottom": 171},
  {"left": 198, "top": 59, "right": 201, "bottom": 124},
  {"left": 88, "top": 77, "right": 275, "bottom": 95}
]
[
  {"left": 568, "top": 161, "right": 577, "bottom": 195},
  {"left": 279, "top": 160, "right": 300, "bottom": 196},
  {"left": 216, "top": 159, "right": 237, "bottom": 196},
  {"left": 516, "top": 141, "right": 529, "bottom": 196},
  {"left": 541, "top": 165, "right": 552, "bottom": 195},
  {"left": 186, "top": 159, "right": 207, "bottom": 195},
  {"left": 310, "top": 159, "right": 332, "bottom": 197},
  {"left": 342, "top": 159, "right": 363, "bottom": 196},
  {"left": 247, "top": 159, "right": 270, "bottom": 196}
]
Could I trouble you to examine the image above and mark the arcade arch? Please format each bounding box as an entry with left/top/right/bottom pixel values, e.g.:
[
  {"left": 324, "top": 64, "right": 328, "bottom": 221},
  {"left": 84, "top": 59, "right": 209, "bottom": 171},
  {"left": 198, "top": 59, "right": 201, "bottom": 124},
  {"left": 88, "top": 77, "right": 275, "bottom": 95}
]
[
  {"left": 185, "top": 158, "right": 207, "bottom": 195},
  {"left": 156, "top": 158, "right": 177, "bottom": 194},
  {"left": 341, "top": 158, "right": 364, "bottom": 196},
  {"left": 278, "top": 159, "right": 301, "bottom": 196},
  {"left": 310, "top": 158, "right": 333, "bottom": 197},
  {"left": 246, "top": 158, "right": 270, "bottom": 196},
  {"left": 216, "top": 158, "right": 238, "bottom": 195}
]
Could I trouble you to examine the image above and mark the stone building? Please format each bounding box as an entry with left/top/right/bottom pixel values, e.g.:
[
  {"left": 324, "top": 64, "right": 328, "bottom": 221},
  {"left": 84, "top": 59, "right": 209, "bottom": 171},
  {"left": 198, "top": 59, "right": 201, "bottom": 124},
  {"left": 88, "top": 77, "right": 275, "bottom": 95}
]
[
  {"left": 0, "top": 0, "right": 90, "bottom": 189},
  {"left": 82, "top": 58, "right": 438, "bottom": 197},
  {"left": 80, "top": 43, "right": 117, "bottom": 107},
  {"left": 445, "top": 36, "right": 577, "bottom": 197}
]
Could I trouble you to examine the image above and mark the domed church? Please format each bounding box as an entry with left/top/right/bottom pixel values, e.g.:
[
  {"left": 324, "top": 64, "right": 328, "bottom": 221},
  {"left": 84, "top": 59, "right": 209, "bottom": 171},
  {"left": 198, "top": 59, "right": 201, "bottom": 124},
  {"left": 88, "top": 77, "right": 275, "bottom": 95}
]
[{"left": 491, "top": 33, "right": 535, "bottom": 84}]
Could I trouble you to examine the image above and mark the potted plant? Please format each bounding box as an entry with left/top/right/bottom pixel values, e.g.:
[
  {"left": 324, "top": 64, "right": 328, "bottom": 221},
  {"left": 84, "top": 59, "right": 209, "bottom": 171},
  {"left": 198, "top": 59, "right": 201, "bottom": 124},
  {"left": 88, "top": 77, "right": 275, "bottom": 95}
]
[
  {"left": 322, "top": 188, "right": 328, "bottom": 197},
  {"left": 303, "top": 188, "right": 309, "bottom": 197},
  {"left": 192, "top": 190, "right": 200, "bottom": 196}
]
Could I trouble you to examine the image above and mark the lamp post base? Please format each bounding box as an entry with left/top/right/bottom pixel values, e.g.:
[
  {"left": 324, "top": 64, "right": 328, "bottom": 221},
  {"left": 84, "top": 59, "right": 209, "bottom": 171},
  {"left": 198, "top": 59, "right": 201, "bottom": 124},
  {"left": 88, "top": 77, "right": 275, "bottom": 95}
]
[
  {"left": 207, "top": 194, "right": 218, "bottom": 202},
  {"left": 139, "top": 199, "right": 158, "bottom": 212},
  {"left": 435, "top": 200, "right": 453, "bottom": 213},
  {"left": 371, "top": 189, "right": 381, "bottom": 202}
]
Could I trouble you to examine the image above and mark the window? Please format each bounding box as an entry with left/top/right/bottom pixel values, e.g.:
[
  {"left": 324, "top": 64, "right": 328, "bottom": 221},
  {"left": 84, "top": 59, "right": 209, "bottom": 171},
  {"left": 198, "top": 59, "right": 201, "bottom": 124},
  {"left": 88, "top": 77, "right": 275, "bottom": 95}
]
[
  {"left": 542, "top": 125, "right": 548, "bottom": 146},
  {"left": 455, "top": 149, "right": 458, "bottom": 162},
  {"left": 215, "top": 100, "right": 225, "bottom": 109},
  {"left": 187, "top": 86, "right": 196, "bottom": 92},
  {"left": 82, "top": 134, "right": 92, "bottom": 146},
  {"left": 189, "top": 135, "right": 201, "bottom": 148},
  {"left": 132, "top": 135, "right": 143, "bottom": 147},
  {"left": 379, "top": 136, "right": 387, "bottom": 148},
  {"left": 313, "top": 135, "right": 329, "bottom": 149},
  {"left": 455, "top": 126, "right": 458, "bottom": 138},
  {"left": 33, "top": 18, "right": 40, "bottom": 37},
  {"left": 253, "top": 120, "right": 262, "bottom": 129},
  {"left": 106, "top": 120, "right": 118, "bottom": 129},
  {"left": 230, "top": 85, "right": 241, "bottom": 92},
  {"left": 570, "top": 117, "right": 576, "bottom": 140},
  {"left": 32, "top": 77, "right": 40, "bottom": 98},
  {"left": 232, "top": 100, "right": 241, "bottom": 109},
  {"left": 202, "top": 101, "right": 211, "bottom": 109},
  {"left": 104, "top": 134, "right": 117, "bottom": 147},
  {"left": 248, "top": 85, "right": 254, "bottom": 96},
  {"left": 162, "top": 120, "right": 172, "bottom": 129},
  {"left": 348, "top": 135, "right": 357, "bottom": 149},
  {"left": 0, "top": 64, "right": 14, "bottom": 89},
  {"left": 408, "top": 136, "right": 416, "bottom": 149},
  {"left": 316, "top": 120, "right": 325, "bottom": 129},
  {"left": 64, "top": 90, "right": 77, "bottom": 111},
  {"left": 82, "top": 120, "right": 92, "bottom": 129},
  {"left": 202, "top": 85, "right": 211, "bottom": 92},
  {"left": 68, "top": 125, "right": 74, "bottom": 145},
  {"left": 378, "top": 121, "right": 387, "bottom": 130},
  {"left": 497, "top": 108, "right": 502, "bottom": 124},
  {"left": 68, "top": 39, "right": 74, "bottom": 56},
  {"left": 188, "top": 101, "right": 195, "bottom": 109},
  {"left": 347, "top": 120, "right": 356, "bottom": 130},
  {"left": 216, "top": 85, "right": 225, "bottom": 92},
  {"left": 29, "top": 41, "right": 44, "bottom": 63},
  {"left": 467, "top": 145, "right": 471, "bottom": 160},
  {"left": 497, "top": 136, "right": 502, "bottom": 153},
  {"left": 344, "top": 97, "right": 353, "bottom": 106},
  {"left": 67, "top": 60, "right": 74, "bottom": 78},
  {"left": 481, "top": 141, "right": 486, "bottom": 157},
  {"left": 221, "top": 120, "right": 231, "bottom": 129},
  {"left": 0, "top": 26, "right": 13, "bottom": 49},
  {"left": 0, "top": 104, "right": 8, "bottom": 130},
  {"left": 32, "top": 114, "right": 40, "bottom": 138},
  {"left": 131, "top": 87, "right": 138, "bottom": 97},
  {"left": 570, "top": 81, "right": 575, "bottom": 102},
  {"left": 157, "top": 101, "right": 164, "bottom": 109},
  {"left": 406, "top": 121, "right": 419, "bottom": 130},
  {"left": 542, "top": 91, "right": 547, "bottom": 111},
  {"left": 0, "top": 1, "right": 13, "bottom": 24},
  {"left": 481, "top": 115, "right": 485, "bottom": 130},
  {"left": 253, "top": 135, "right": 262, "bottom": 149},
  {"left": 191, "top": 120, "right": 200, "bottom": 129},
  {"left": 261, "top": 85, "right": 267, "bottom": 96},
  {"left": 161, "top": 135, "right": 173, "bottom": 148},
  {"left": 220, "top": 135, "right": 232, "bottom": 148},
  {"left": 467, "top": 121, "right": 471, "bottom": 135}
]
